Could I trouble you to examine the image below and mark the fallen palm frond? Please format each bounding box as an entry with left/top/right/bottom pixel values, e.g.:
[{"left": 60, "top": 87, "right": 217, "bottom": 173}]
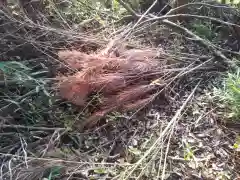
[{"left": 57, "top": 47, "right": 170, "bottom": 129}]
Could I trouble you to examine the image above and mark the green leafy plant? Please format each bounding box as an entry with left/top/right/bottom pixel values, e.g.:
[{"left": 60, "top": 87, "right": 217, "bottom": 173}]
[
  {"left": 217, "top": 0, "right": 240, "bottom": 6},
  {"left": 0, "top": 61, "right": 52, "bottom": 124},
  {"left": 183, "top": 142, "right": 195, "bottom": 161},
  {"left": 48, "top": 166, "right": 62, "bottom": 180},
  {"left": 215, "top": 68, "right": 240, "bottom": 120},
  {"left": 192, "top": 21, "right": 216, "bottom": 41},
  {"left": 94, "top": 168, "right": 107, "bottom": 175},
  {"left": 233, "top": 135, "right": 240, "bottom": 150},
  {"left": 0, "top": 61, "right": 48, "bottom": 86},
  {"left": 44, "top": 0, "right": 126, "bottom": 26}
]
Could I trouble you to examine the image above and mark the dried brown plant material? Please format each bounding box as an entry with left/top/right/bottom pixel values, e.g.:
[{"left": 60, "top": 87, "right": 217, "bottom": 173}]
[
  {"left": 102, "top": 85, "right": 155, "bottom": 108},
  {"left": 123, "top": 96, "right": 153, "bottom": 110},
  {"left": 120, "top": 49, "right": 159, "bottom": 59},
  {"left": 59, "top": 78, "right": 90, "bottom": 106},
  {"left": 91, "top": 74, "right": 127, "bottom": 94},
  {"left": 57, "top": 47, "right": 167, "bottom": 129},
  {"left": 58, "top": 50, "right": 86, "bottom": 70},
  {"left": 82, "top": 109, "right": 115, "bottom": 128}
]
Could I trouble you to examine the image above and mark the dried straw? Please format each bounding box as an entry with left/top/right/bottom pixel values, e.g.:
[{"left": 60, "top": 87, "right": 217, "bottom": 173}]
[{"left": 57, "top": 46, "right": 168, "bottom": 129}]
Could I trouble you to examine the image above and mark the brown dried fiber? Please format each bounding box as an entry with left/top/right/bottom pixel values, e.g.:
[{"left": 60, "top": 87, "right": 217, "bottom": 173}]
[{"left": 57, "top": 47, "right": 166, "bottom": 129}]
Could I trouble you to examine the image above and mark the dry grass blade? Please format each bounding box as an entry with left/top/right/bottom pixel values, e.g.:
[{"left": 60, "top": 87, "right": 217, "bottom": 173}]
[{"left": 121, "top": 81, "right": 200, "bottom": 179}]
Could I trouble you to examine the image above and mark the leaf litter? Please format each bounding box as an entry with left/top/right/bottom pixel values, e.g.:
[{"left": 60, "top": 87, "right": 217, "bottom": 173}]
[{"left": 0, "top": 1, "right": 240, "bottom": 180}]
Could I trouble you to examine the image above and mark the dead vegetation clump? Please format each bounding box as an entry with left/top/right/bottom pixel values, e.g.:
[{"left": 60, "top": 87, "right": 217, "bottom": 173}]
[
  {"left": 1, "top": 0, "right": 240, "bottom": 179},
  {"left": 57, "top": 47, "right": 170, "bottom": 128}
]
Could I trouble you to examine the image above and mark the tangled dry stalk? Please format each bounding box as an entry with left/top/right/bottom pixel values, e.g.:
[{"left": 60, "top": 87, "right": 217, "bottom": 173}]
[{"left": 57, "top": 47, "right": 172, "bottom": 129}]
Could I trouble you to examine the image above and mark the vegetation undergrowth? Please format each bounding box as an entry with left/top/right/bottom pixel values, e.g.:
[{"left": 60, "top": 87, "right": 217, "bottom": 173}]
[
  {"left": 214, "top": 67, "right": 240, "bottom": 120},
  {"left": 0, "top": 0, "right": 240, "bottom": 180}
]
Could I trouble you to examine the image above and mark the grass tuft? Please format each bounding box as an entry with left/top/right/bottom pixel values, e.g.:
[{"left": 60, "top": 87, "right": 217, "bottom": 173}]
[{"left": 214, "top": 68, "right": 240, "bottom": 120}]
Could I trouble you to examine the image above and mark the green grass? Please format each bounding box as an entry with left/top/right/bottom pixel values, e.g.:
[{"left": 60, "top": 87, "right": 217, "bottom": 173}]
[
  {"left": 0, "top": 60, "right": 54, "bottom": 124},
  {"left": 217, "top": 0, "right": 240, "bottom": 6},
  {"left": 215, "top": 68, "right": 240, "bottom": 120},
  {"left": 44, "top": 0, "right": 127, "bottom": 26},
  {"left": 191, "top": 21, "right": 217, "bottom": 41}
]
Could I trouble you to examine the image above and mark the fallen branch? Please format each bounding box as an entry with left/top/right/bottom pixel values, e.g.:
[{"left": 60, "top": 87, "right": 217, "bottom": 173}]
[
  {"left": 140, "top": 14, "right": 240, "bottom": 29},
  {"left": 118, "top": 3, "right": 235, "bottom": 67},
  {"left": 116, "top": 0, "right": 139, "bottom": 18},
  {"left": 0, "top": 124, "right": 66, "bottom": 131},
  {"left": 121, "top": 0, "right": 159, "bottom": 39},
  {"left": 212, "top": 43, "right": 240, "bottom": 57},
  {"left": 167, "top": 2, "right": 238, "bottom": 15},
  {"left": 161, "top": 19, "right": 235, "bottom": 67},
  {"left": 0, "top": 153, "right": 131, "bottom": 166}
]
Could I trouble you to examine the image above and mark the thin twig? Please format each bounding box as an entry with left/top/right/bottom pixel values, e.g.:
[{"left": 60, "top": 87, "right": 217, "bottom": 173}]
[
  {"left": 212, "top": 43, "right": 240, "bottom": 56},
  {"left": 123, "top": 82, "right": 200, "bottom": 179},
  {"left": 0, "top": 124, "right": 66, "bottom": 131},
  {"left": 0, "top": 153, "right": 132, "bottom": 166},
  {"left": 8, "top": 159, "right": 12, "bottom": 180},
  {"left": 140, "top": 14, "right": 240, "bottom": 29},
  {"left": 132, "top": 0, "right": 158, "bottom": 29},
  {"left": 161, "top": 19, "right": 235, "bottom": 67},
  {"left": 116, "top": 0, "right": 138, "bottom": 17},
  {"left": 117, "top": 0, "right": 235, "bottom": 67},
  {"left": 167, "top": 2, "right": 238, "bottom": 15},
  {"left": 161, "top": 112, "right": 184, "bottom": 180},
  {"left": 157, "top": 123, "right": 164, "bottom": 178},
  {"left": 40, "top": 130, "right": 61, "bottom": 157},
  {"left": 19, "top": 137, "right": 28, "bottom": 169},
  {"left": 119, "top": 0, "right": 159, "bottom": 40}
]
